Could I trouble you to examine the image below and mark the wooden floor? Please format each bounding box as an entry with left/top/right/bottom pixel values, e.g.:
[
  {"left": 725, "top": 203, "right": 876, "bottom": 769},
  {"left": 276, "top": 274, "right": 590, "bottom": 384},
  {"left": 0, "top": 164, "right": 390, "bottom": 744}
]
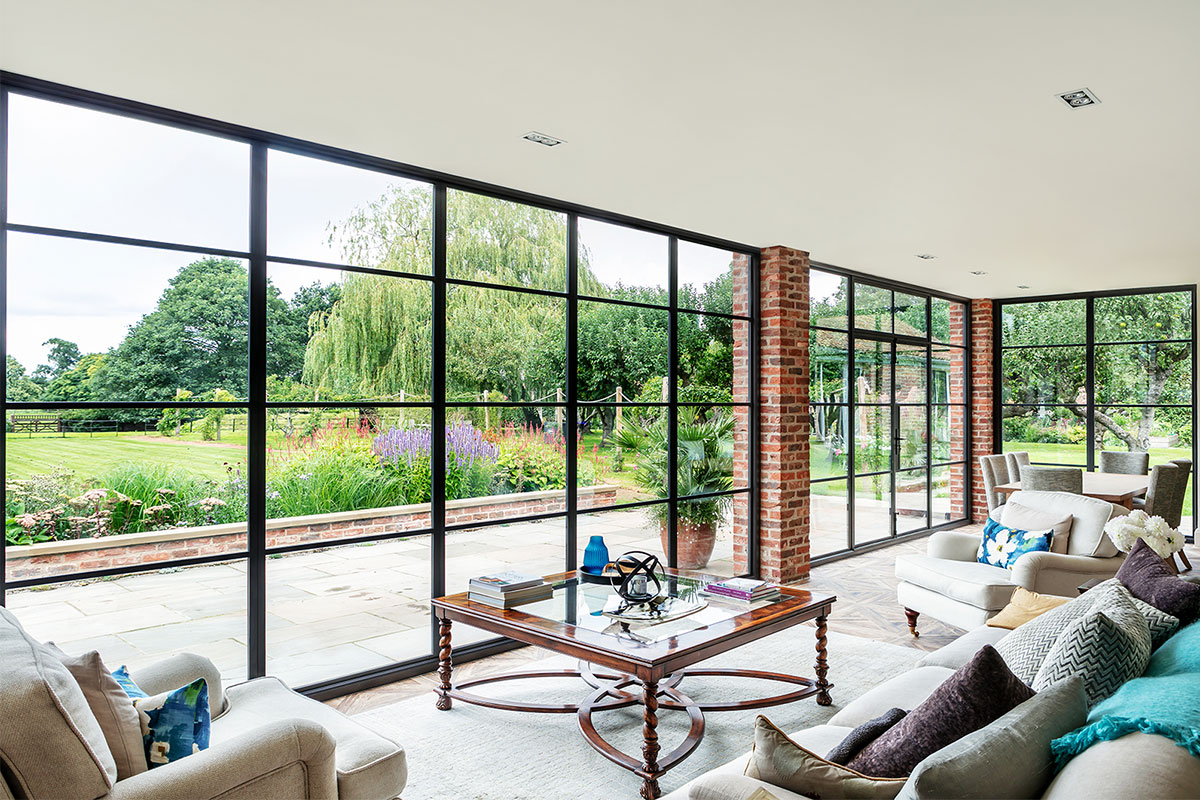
[{"left": 325, "top": 524, "right": 1199, "bottom": 715}]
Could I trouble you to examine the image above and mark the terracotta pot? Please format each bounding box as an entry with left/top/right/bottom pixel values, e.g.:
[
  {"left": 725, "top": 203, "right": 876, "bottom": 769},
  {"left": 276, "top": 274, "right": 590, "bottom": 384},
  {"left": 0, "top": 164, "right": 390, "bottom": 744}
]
[{"left": 660, "top": 519, "right": 717, "bottom": 570}]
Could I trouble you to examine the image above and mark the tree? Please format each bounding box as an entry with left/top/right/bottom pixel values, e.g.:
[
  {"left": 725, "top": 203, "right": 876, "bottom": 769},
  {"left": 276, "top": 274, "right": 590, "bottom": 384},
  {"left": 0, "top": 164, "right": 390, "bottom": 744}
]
[
  {"left": 33, "top": 338, "right": 82, "bottom": 383},
  {"left": 270, "top": 282, "right": 342, "bottom": 383},
  {"left": 5, "top": 356, "right": 42, "bottom": 402}
]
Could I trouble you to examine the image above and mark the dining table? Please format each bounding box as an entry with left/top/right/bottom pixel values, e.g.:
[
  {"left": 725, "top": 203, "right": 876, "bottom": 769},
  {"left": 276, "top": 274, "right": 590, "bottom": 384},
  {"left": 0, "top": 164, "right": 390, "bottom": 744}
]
[{"left": 994, "top": 471, "right": 1150, "bottom": 510}]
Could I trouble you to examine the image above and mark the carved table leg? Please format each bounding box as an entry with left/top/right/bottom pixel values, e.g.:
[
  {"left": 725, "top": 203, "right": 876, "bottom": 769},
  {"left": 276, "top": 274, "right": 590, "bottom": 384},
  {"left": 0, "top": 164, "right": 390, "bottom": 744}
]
[
  {"left": 639, "top": 678, "right": 661, "bottom": 799},
  {"left": 814, "top": 614, "right": 832, "bottom": 706},
  {"left": 436, "top": 617, "right": 453, "bottom": 710},
  {"left": 904, "top": 607, "right": 920, "bottom": 638}
]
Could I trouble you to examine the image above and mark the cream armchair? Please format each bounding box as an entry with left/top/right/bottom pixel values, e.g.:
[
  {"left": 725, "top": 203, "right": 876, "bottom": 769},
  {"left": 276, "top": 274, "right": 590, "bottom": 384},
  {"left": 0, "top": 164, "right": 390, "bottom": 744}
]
[{"left": 896, "top": 491, "right": 1128, "bottom": 635}]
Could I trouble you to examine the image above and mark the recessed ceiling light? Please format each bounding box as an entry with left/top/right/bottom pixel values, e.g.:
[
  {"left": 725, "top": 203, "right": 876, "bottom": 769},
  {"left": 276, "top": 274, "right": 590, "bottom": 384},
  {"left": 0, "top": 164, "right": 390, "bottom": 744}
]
[
  {"left": 970, "top": 270, "right": 988, "bottom": 275},
  {"left": 1018, "top": 284, "right": 1031, "bottom": 289},
  {"left": 914, "top": 253, "right": 936, "bottom": 260},
  {"left": 522, "top": 131, "right": 565, "bottom": 147},
  {"left": 1058, "top": 88, "right": 1100, "bottom": 108}
]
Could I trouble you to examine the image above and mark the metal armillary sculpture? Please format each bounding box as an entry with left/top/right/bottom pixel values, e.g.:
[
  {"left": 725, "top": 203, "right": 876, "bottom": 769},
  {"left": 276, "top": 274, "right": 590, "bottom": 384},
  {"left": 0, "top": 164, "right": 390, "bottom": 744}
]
[{"left": 613, "top": 551, "right": 664, "bottom": 605}]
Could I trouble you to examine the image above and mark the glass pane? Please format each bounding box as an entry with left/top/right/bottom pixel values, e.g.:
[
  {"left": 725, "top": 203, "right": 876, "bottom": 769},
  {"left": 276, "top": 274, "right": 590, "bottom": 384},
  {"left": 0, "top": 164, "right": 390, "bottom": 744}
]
[
  {"left": 6, "top": 409, "right": 249, "bottom": 582},
  {"left": 7, "top": 94, "right": 250, "bottom": 249},
  {"left": 932, "top": 405, "right": 967, "bottom": 465},
  {"left": 7, "top": 560, "right": 248, "bottom": 683},
  {"left": 853, "top": 473, "right": 892, "bottom": 545},
  {"left": 898, "top": 406, "right": 927, "bottom": 470},
  {"left": 1095, "top": 291, "right": 1192, "bottom": 343},
  {"left": 578, "top": 218, "right": 667, "bottom": 303},
  {"left": 895, "top": 343, "right": 927, "bottom": 403},
  {"left": 676, "top": 406, "right": 747, "bottom": 496},
  {"left": 447, "top": 190, "right": 567, "bottom": 291},
  {"left": 932, "top": 298, "right": 967, "bottom": 346},
  {"left": 1095, "top": 408, "right": 1192, "bottom": 457},
  {"left": 441, "top": 407, "right": 566, "bottom": 522},
  {"left": 1095, "top": 343, "right": 1192, "bottom": 406},
  {"left": 6, "top": 233, "right": 249, "bottom": 401},
  {"left": 932, "top": 344, "right": 967, "bottom": 404},
  {"left": 1001, "top": 406, "right": 1088, "bottom": 466},
  {"left": 266, "top": 539, "right": 430, "bottom": 686},
  {"left": 811, "top": 331, "right": 849, "bottom": 403},
  {"left": 1002, "top": 346, "right": 1087, "bottom": 405},
  {"left": 678, "top": 314, "right": 749, "bottom": 403},
  {"left": 854, "top": 405, "right": 892, "bottom": 475},
  {"left": 810, "top": 405, "right": 849, "bottom": 479},
  {"left": 894, "top": 292, "right": 927, "bottom": 336},
  {"left": 896, "top": 468, "right": 929, "bottom": 533},
  {"left": 811, "top": 479, "right": 849, "bottom": 558},
  {"left": 810, "top": 269, "right": 848, "bottom": 329},
  {"left": 264, "top": 408, "right": 431, "bottom": 536},
  {"left": 587, "top": 405, "right": 668, "bottom": 509},
  {"left": 576, "top": 300, "right": 667, "bottom": 403},
  {"left": 1001, "top": 299, "right": 1086, "bottom": 346},
  {"left": 855, "top": 339, "right": 892, "bottom": 404},
  {"left": 268, "top": 150, "right": 432, "bottom": 272},
  {"left": 678, "top": 495, "right": 744, "bottom": 576},
  {"left": 445, "top": 284, "right": 565, "bottom": 403},
  {"left": 678, "top": 241, "right": 743, "bottom": 316},
  {"left": 854, "top": 283, "right": 891, "bottom": 333},
  {"left": 932, "top": 463, "right": 967, "bottom": 524}
]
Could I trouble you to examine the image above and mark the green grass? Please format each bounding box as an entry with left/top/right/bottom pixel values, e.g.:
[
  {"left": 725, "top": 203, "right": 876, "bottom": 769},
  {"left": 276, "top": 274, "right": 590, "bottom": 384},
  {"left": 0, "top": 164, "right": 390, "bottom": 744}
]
[{"left": 5, "top": 434, "right": 241, "bottom": 482}]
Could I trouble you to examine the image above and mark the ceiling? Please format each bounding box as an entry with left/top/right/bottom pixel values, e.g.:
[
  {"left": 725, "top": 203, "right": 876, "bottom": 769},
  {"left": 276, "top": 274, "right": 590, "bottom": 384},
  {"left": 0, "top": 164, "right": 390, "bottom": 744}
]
[{"left": 2, "top": 1, "right": 1198, "bottom": 299}]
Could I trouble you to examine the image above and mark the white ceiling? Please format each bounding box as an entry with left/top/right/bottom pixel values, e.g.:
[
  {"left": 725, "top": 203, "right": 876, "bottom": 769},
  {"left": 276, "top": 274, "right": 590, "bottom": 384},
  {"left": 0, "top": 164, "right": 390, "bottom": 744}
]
[{"left": 3, "top": 1, "right": 1199, "bottom": 299}]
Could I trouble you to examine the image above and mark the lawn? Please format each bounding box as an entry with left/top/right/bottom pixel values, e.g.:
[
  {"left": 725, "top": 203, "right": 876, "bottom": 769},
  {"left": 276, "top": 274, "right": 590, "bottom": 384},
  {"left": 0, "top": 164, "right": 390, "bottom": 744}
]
[{"left": 5, "top": 433, "right": 241, "bottom": 482}]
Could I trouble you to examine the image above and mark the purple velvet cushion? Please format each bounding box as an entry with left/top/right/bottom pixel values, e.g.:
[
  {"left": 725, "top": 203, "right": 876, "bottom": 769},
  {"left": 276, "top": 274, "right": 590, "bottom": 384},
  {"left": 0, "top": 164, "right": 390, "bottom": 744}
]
[
  {"left": 826, "top": 707, "right": 907, "bottom": 765},
  {"left": 1116, "top": 538, "right": 1200, "bottom": 624},
  {"left": 846, "top": 645, "right": 1035, "bottom": 778}
]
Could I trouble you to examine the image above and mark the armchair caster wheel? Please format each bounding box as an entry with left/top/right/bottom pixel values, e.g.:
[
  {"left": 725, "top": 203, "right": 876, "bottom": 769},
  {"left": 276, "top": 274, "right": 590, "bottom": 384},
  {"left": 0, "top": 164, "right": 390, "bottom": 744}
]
[{"left": 904, "top": 608, "right": 920, "bottom": 638}]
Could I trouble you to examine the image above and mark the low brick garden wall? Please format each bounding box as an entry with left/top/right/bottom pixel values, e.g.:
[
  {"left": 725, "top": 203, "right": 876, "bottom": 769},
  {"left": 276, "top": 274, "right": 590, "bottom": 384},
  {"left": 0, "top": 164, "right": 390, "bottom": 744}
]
[{"left": 6, "top": 485, "right": 620, "bottom": 581}]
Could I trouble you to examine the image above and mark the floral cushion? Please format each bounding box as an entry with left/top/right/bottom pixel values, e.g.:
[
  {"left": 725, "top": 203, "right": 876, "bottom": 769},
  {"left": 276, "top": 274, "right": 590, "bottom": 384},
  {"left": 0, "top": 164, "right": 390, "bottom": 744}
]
[
  {"left": 133, "top": 678, "right": 211, "bottom": 768},
  {"left": 977, "top": 517, "right": 1053, "bottom": 569}
]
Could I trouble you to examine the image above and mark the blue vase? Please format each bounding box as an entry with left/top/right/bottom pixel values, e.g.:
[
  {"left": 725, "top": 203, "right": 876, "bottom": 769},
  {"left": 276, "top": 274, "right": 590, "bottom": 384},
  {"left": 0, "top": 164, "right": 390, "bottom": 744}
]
[{"left": 582, "top": 535, "right": 609, "bottom": 574}]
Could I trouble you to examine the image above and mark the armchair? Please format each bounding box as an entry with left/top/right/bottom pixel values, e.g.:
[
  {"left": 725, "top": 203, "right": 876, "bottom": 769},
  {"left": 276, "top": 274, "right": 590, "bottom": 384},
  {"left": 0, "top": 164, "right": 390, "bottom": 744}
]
[{"left": 896, "top": 491, "right": 1127, "bottom": 635}]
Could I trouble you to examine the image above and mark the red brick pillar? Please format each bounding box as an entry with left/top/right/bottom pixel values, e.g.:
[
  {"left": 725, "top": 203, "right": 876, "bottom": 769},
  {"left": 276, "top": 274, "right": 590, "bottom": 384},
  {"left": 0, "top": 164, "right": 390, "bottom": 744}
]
[
  {"left": 732, "top": 254, "right": 751, "bottom": 574},
  {"left": 968, "top": 299, "right": 995, "bottom": 522},
  {"left": 758, "top": 246, "right": 810, "bottom": 583},
  {"left": 948, "top": 303, "right": 968, "bottom": 519}
]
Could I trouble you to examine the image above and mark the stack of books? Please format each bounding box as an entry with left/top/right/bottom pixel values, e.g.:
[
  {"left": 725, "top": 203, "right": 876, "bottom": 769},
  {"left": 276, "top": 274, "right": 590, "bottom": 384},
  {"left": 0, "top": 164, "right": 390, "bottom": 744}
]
[
  {"left": 468, "top": 571, "right": 553, "bottom": 609},
  {"left": 702, "top": 577, "right": 780, "bottom": 603}
]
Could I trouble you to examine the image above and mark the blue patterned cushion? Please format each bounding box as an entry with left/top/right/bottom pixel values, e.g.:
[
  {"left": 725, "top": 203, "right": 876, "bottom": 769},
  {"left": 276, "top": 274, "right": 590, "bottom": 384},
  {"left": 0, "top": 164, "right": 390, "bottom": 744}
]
[
  {"left": 978, "top": 517, "right": 1053, "bottom": 569},
  {"left": 133, "top": 679, "right": 211, "bottom": 768},
  {"left": 112, "top": 665, "right": 148, "bottom": 699}
]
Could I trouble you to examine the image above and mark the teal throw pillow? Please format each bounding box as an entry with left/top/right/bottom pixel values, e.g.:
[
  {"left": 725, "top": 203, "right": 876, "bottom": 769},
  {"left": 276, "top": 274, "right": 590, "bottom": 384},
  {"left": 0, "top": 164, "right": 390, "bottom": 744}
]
[
  {"left": 133, "top": 678, "right": 211, "bottom": 768},
  {"left": 112, "top": 665, "right": 148, "bottom": 699},
  {"left": 978, "top": 517, "right": 1053, "bottom": 569}
]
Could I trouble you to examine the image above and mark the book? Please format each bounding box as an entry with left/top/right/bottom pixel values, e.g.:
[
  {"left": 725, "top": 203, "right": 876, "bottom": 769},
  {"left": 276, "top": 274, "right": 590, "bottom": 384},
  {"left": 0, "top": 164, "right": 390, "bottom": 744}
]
[
  {"left": 468, "top": 585, "right": 553, "bottom": 609},
  {"left": 702, "top": 578, "right": 779, "bottom": 602},
  {"left": 469, "top": 571, "right": 543, "bottom": 593},
  {"left": 468, "top": 582, "right": 553, "bottom": 601},
  {"left": 703, "top": 585, "right": 780, "bottom": 602}
]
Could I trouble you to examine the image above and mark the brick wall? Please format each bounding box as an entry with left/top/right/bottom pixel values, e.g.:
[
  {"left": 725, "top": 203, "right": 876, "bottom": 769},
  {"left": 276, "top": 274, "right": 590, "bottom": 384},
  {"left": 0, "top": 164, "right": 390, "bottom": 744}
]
[
  {"left": 758, "top": 246, "right": 811, "bottom": 583},
  {"left": 731, "top": 253, "right": 751, "bottom": 574},
  {"left": 968, "top": 299, "right": 995, "bottom": 521}
]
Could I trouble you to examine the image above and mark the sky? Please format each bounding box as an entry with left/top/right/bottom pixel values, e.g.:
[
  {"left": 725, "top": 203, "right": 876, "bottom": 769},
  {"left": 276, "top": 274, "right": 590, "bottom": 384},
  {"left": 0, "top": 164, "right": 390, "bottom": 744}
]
[{"left": 5, "top": 93, "right": 734, "bottom": 371}]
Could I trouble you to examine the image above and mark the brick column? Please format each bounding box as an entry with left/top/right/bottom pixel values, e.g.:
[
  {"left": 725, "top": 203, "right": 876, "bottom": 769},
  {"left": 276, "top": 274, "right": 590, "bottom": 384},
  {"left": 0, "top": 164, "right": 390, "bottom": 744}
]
[
  {"left": 731, "top": 254, "right": 751, "bottom": 574},
  {"left": 948, "top": 303, "right": 968, "bottom": 519},
  {"left": 968, "top": 299, "right": 995, "bottom": 522},
  {"left": 758, "top": 246, "right": 810, "bottom": 583}
]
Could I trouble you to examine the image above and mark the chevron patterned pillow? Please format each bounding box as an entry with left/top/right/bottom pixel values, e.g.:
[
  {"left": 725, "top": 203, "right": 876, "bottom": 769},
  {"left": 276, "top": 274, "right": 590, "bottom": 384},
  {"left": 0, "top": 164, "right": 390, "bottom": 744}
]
[{"left": 1032, "top": 590, "right": 1151, "bottom": 706}]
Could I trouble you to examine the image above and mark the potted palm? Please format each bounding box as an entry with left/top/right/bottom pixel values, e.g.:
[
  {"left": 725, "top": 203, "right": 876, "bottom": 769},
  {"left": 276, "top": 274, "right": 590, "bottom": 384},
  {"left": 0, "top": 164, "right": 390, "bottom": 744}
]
[{"left": 615, "top": 406, "right": 734, "bottom": 569}]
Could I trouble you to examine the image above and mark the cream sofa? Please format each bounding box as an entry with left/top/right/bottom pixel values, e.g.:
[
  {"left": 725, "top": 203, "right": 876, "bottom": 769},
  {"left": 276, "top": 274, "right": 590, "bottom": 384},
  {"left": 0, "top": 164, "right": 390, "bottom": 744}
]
[
  {"left": 663, "top": 626, "right": 1200, "bottom": 800},
  {"left": 0, "top": 606, "right": 406, "bottom": 800},
  {"left": 896, "top": 491, "right": 1128, "bottom": 633}
]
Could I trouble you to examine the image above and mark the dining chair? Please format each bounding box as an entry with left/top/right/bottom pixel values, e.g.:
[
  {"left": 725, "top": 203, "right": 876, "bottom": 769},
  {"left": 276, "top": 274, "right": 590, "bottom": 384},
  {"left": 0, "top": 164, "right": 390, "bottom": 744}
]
[
  {"left": 1021, "top": 465, "right": 1084, "bottom": 493},
  {"left": 1005, "top": 451, "right": 1030, "bottom": 482},
  {"left": 979, "top": 454, "right": 1012, "bottom": 512},
  {"left": 1099, "top": 450, "right": 1150, "bottom": 475}
]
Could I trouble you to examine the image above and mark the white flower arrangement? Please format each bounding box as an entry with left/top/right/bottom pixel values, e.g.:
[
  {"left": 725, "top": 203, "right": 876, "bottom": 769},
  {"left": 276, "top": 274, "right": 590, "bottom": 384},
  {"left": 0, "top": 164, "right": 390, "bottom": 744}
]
[{"left": 1104, "top": 510, "right": 1184, "bottom": 558}]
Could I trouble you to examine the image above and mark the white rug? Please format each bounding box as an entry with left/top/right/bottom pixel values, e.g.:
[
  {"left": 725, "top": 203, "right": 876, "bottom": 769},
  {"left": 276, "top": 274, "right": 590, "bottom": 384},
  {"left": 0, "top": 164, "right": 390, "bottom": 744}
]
[{"left": 356, "top": 628, "right": 924, "bottom": 799}]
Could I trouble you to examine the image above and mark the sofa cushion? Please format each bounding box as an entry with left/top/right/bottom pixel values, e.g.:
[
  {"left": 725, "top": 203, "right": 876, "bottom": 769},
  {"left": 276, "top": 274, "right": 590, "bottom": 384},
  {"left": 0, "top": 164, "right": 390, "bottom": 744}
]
[
  {"left": 135, "top": 678, "right": 212, "bottom": 768},
  {"left": 1117, "top": 537, "right": 1200, "bottom": 624},
  {"left": 916, "top": 626, "right": 1010, "bottom": 670},
  {"left": 1044, "top": 731, "right": 1200, "bottom": 800},
  {"left": 894, "top": 555, "right": 1015, "bottom": 610},
  {"left": 0, "top": 607, "right": 116, "bottom": 800},
  {"left": 47, "top": 646, "right": 147, "bottom": 781},
  {"left": 828, "top": 666, "right": 954, "bottom": 728},
  {"left": 217, "top": 676, "right": 406, "bottom": 800},
  {"left": 686, "top": 773, "right": 815, "bottom": 800},
  {"left": 745, "top": 716, "right": 906, "bottom": 799},
  {"left": 998, "top": 500, "right": 1073, "bottom": 555},
  {"left": 986, "top": 587, "right": 1073, "bottom": 630},
  {"left": 978, "top": 517, "right": 1054, "bottom": 570},
  {"left": 847, "top": 646, "right": 1035, "bottom": 779},
  {"left": 1003, "top": 490, "right": 1122, "bottom": 558},
  {"left": 826, "top": 708, "right": 906, "bottom": 766},
  {"left": 897, "top": 676, "right": 1087, "bottom": 800}
]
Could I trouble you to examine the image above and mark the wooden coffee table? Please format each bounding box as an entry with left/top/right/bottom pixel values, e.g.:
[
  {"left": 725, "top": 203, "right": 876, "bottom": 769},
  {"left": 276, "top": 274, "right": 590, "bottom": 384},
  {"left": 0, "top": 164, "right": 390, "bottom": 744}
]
[{"left": 432, "top": 570, "right": 836, "bottom": 799}]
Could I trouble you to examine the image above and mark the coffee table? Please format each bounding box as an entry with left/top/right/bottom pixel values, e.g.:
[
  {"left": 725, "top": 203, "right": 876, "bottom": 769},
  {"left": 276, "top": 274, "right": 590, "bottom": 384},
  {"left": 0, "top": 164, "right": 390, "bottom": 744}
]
[{"left": 432, "top": 570, "right": 836, "bottom": 799}]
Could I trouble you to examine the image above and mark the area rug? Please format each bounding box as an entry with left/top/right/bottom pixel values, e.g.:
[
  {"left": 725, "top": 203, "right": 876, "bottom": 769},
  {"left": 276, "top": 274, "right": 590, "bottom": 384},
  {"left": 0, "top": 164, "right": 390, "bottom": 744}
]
[{"left": 355, "top": 629, "right": 924, "bottom": 799}]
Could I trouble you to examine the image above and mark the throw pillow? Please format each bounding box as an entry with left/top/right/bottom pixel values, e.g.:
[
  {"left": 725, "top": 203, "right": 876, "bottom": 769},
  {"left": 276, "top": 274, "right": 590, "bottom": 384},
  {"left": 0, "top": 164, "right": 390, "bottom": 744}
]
[
  {"left": 986, "top": 587, "right": 1072, "bottom": 630},
  {"left": 745, "top": 716, "right": 907, "bottom": 799},
  {"left": 977, "top": 517, "right": 1053, "bottom": 569},
  {"left": 1032, "top": 590, "right": 1152, "bottom": 706},
  {"left": 897, "top": 676, "right": 1087, "bottom": 800},
  {"left": 112, "top": 665, "right": 149, "bottom": 699},
  {"left": 134, "top": 678, "right": 211, "bottom": 768},
  {"left": 1116, "top": 538, "right": 1200, "bottom": 625},
  {"left": 47, "top": 645, "right": 147, "bottom": 780},
  {"left": 999, "top": 501, "right": 1073, "bottom": 555},
  {"left": 846, "top": 646, "right": 1035, "bottom": 779},
  {"left": 826, "top": 708, "right": 907, "bottom": 765}
]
